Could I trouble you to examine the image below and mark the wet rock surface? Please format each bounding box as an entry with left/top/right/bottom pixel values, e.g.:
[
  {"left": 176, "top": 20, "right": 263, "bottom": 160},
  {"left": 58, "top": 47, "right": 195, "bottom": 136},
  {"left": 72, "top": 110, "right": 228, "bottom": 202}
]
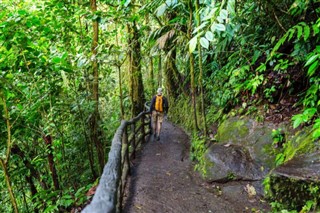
[
  {"left": 273, "top": 151, "right": 320, "bottom": 181},
  {"left": 123, "top": 121, "right": 270, "bottom": 213},
  {"left": 204, "top": 144, "right": 267, "bottom": 183}
]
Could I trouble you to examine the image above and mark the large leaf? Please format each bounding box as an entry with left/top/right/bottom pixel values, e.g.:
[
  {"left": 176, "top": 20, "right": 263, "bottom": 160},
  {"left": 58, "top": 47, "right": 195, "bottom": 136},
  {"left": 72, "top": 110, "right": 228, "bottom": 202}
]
[
  {"left": 296, "top": 25, "right": 303, "bottom": 39},
  {"left": 213, "top": 23, "right": 226, "bottom": 32},
  {"left": 307, "top": 60, "right": 319, "bottom": 76},
  {"left": 156, "top": 3, "right": 167, "bottom": 17},
  {"left": 305, "top": 54, "right": 319, "bottom": 67},
  {"left": 200, "top": 37, "right": 209, "bottom": 49},
  {"left": 304, "top": 25, "right": 310, "bottom": 41},
  {"left": 189, "top": 36, "right": 197, "bottom": 53},
  {"left": 205, "top": 31, "right": 214, "bottom": 41},
  {"left": 219, "top": 9, "right": 228, "bottom": 20},
  {"left": 292, "top": 114, "right": 304, "bottom": 128}
]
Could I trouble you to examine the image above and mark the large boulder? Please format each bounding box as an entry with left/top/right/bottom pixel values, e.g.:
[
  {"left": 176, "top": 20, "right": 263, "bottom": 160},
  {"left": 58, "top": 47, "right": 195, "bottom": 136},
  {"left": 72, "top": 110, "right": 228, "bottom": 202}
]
[
  {"left": 204, "top": 144, "right": 267, "bottom": 182},
  {"left": 204, "top": 116, "right": 284, "bottom": 182},
  {"left": 203, "top": 116, "right": 320, "bottom": 210}
]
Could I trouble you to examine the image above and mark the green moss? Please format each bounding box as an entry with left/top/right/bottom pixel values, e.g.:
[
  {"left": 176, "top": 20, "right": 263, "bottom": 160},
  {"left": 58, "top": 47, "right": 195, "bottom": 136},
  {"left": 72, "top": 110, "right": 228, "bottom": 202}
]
[
  {"left": 284, "top": 128, "right": 314, "bottom": 162},
  {"left": 202, "top": 155, "right": 215, "bottom": 178},
  {"left": 268, "top": 175, "right": 320, "bottom": 211},
  {"left": 216, "top": 118, "right": 249, "bottom": 143}
]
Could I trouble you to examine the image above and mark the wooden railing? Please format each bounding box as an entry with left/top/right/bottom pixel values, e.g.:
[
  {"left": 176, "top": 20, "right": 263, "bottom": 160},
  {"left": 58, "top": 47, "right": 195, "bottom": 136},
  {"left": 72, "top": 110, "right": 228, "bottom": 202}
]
[{"left": 82, "top": 105, "right": 151, "bottom": 213}]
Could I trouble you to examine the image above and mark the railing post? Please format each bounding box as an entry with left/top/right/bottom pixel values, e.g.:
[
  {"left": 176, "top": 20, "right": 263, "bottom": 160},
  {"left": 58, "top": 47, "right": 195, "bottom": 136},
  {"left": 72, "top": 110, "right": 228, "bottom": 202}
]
[
  {"left": 123, "top": 126, "right": 130, "bottom": 176},
  {"left": 117, "top": 125, "right": 128, "bottom": 213},
  {"left": 131, "top": 123, "right": 136, "bottom": 159},
  {"left": 141, "top": 114, "right": 146, "bottom": 143}
]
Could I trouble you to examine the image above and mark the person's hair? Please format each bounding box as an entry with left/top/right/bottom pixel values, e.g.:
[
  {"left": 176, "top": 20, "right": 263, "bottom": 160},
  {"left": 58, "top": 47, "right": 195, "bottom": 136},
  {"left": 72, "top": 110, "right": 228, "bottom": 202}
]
[{"left": 157, "top": 88, "right": 163, "bottom": 95}]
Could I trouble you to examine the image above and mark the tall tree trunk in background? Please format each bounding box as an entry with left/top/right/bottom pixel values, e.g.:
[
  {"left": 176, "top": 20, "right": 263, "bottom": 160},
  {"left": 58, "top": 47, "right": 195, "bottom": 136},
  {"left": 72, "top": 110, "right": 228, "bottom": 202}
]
[
  {"left": 149, "top": 56, "right": 155, "bottom": 95},
  {"left": 128, "top": 20, "right": 145, "bottom": 117},
  {"left": 188, "top": 0, "right": 199, "bottom": 131},
  {"left": 158, "top": 54, "right": 162, "bottom": 88},
  {"left": 195, "top": 0, "right": 207, "bottom": 135},
  {"left": 164, "top": 49, "right": 183, "bottom": 99},
  {"left": 115, "top": 24, "right": 124, "bottom": 119},
  {"left": 90, "top": 0, "right": 105, "bottom": 174}
]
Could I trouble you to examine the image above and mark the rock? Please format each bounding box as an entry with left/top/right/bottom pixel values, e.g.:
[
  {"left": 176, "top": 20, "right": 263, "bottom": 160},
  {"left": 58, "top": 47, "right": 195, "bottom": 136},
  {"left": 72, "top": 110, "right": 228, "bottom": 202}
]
[
  {"left": 215, "top": 117, "right": 283, "bottom": 170},
  {"left": 204, "top": 144, "right": 267, "bottom": 182},
  {"left": 273, "top": 151, "right": 320, "bottom": 181},
  {"left": 204, "top": 116, "right": 320, "bottom": 210},
  {"left": 269, "top": 152, "right": 320, "bottom": 210}
]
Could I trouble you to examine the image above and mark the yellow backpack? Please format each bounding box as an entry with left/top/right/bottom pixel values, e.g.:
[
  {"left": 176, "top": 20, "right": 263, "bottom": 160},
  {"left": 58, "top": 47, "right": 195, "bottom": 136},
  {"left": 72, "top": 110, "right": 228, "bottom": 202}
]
[{"left": 155, "top": 95, "right": 163, "bottom": 112}]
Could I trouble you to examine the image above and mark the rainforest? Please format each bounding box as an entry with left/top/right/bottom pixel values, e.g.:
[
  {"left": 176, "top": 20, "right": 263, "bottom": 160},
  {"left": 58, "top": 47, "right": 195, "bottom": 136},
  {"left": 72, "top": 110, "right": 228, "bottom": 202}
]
[{"left": 0, "top": 0, "right": 320, "bottom": 212}]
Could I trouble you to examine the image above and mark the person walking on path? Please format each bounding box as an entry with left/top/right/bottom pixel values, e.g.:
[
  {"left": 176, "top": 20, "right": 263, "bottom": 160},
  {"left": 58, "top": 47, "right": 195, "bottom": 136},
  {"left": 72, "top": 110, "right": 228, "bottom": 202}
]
[{"left": 149, "top": 88, "right": 169, "bottom": 141}]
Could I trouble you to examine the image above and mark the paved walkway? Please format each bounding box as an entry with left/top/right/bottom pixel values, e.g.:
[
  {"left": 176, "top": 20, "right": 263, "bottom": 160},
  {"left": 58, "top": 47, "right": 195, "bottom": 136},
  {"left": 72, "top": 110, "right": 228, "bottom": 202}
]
[{"left": 123, "top": 121, "right": 270, "bottom": 213}]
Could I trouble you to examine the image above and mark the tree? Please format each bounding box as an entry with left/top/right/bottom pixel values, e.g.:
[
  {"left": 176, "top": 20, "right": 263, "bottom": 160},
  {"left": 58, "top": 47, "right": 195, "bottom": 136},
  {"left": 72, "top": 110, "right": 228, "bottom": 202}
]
[
  {"left": 195, "top": 0, "right": 207, "bottom": 135},
  {"left": 188, "top": 0, "right": 200, "bottom": 131},
  {"left": 126, "top": 1, "right": 146, "bottom": 117},
  {"left": 0, "top": 93, "right": 19, "bottom": 213},
  {"left": 89, "top": 0, "right": 105, "bottom": 175}
]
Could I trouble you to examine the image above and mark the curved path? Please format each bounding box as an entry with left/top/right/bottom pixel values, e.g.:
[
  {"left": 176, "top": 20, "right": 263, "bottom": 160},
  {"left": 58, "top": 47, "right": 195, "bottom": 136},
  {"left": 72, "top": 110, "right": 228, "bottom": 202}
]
[{"left": 123, "top": 121, "right": 270, "bottom": 213}]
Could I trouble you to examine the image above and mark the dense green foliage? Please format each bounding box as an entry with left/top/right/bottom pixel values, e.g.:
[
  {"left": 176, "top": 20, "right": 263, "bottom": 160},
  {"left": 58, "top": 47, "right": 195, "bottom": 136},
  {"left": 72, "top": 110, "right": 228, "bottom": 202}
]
[
  {"left": 1, "top": 0, "right": 319, "bottom": 212},
  {"left": 0, "top": 0, "right": 125, "bottom": 212}
]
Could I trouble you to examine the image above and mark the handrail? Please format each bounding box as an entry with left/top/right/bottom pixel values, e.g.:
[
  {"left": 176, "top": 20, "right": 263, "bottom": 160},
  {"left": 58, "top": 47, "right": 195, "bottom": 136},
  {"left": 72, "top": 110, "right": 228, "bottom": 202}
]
[{"left": 82, "top": 104, "right": 151, "bottom": 213}]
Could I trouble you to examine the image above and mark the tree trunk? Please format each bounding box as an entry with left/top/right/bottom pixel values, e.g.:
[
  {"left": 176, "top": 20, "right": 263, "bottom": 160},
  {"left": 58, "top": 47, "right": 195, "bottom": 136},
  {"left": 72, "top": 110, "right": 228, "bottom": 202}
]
[
  {"left": 44, "top": 135, "right": 60, "bottom": 190},
  {"left": 127, "top": 21, "right": 145, "bottom": 117},
  {"left": 195, "top": 0, "right": 207, "bottom": 135},
  {"left": 150, "top": 56, "right": 155, "bottom": 95},
  {"left": 11, "top": 145, "right": 40, "bottom": 196},
  {"left": 0, "top": 159, "right": 18, "bottom": 213},
  {"left": 115, "top": 24, "right": 124, "bottom": 119},
  {"left": 164, "top": 49, "right": 184, "bottom": 99},
  {"left": 158, "top": 54, "right": 162, "bottom": 88},
  {"left": 188, "top": 0, "right": 199, "bottom": 131},
  {"left": 0, "top": 94, "right": 18, "bottom": 213},
  {"left": 90, "top": 0, "right": 105, "bottom": 174}
]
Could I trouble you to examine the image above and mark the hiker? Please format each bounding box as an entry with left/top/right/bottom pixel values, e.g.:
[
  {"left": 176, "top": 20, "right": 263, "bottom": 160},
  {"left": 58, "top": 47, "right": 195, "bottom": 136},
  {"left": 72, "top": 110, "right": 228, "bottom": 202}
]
[{"left": 149, "top": 88, "right": 169, "bottom": 141}]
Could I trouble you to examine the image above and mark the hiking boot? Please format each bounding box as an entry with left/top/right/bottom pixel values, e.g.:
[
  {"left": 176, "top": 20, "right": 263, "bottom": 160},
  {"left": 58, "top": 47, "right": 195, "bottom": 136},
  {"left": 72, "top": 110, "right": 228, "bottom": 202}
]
[{"left": 157, "top": 136, "right": 160, "bottom": 141}]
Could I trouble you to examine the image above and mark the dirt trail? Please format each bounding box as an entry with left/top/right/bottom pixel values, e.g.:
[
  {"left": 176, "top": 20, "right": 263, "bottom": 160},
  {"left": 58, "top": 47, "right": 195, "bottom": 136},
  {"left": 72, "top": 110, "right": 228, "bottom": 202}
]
[{"left": 123, "top": 121, "right": 270, "bottom": 213}]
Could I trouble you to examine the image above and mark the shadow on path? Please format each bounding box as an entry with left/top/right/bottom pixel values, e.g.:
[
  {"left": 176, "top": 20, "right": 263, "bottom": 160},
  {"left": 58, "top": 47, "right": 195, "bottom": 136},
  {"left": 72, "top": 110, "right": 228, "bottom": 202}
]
[{"left": 123, "top": 121, "right": 270, "bottom": 213}]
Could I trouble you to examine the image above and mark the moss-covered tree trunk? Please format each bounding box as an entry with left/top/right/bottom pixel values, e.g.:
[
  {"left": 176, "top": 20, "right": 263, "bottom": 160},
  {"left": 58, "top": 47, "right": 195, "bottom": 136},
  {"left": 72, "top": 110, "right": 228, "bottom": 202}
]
[
  {"left": 128, "top": 21, "right": 145, "bottom": 116},
  {"left": 164, "top": 49, "right": 184, "bottom": 99},
  {"left": 188, "top": 0, "right": 199, "bottom": 131},
  {"left": 149, "top": 56, "right": 155, "bottom": 94},
  {"left": 195, "top": 0, "right": 207, "bottom": 135},
  {"left": 158, "top": 54, "right": 162, "bottom": 88},
  {"left": 90, "top": 0, "right": 104, "bottom": 174},
  {"left": 115, "top": 24, "right": 124, "bottom": 119}
]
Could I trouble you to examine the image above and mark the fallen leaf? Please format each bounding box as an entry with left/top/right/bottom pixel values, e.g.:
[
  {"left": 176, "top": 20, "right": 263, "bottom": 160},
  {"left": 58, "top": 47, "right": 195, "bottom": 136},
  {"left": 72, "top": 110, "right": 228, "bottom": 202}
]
[
  {"left": 135, "top": 205, "right": 142, "bottom": 210},
  {"left": 245, "top": 184, "right": 256, "bottom": 197}
]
